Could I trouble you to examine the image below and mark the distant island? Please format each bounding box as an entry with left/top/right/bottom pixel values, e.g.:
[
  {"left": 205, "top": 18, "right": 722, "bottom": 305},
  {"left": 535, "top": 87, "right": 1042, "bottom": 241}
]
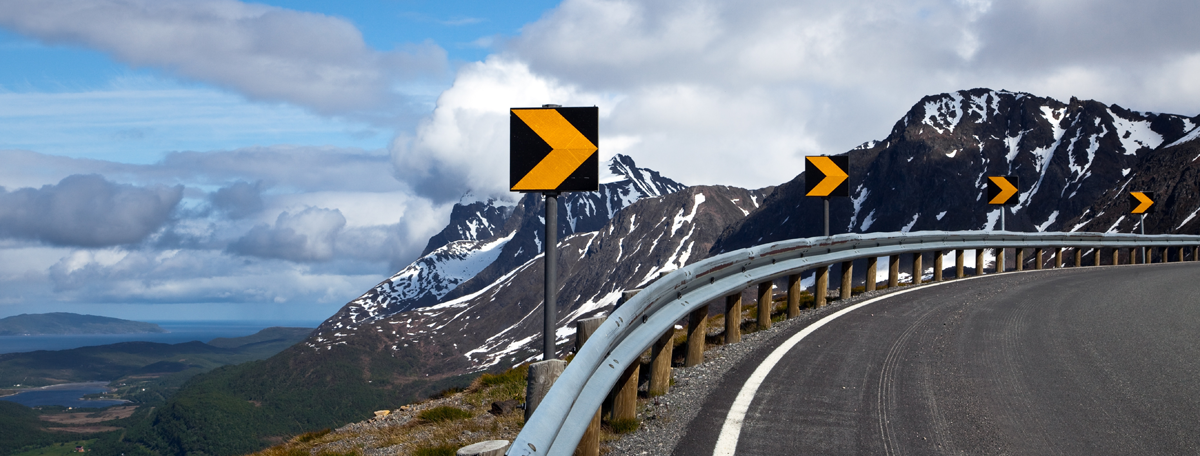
[{"left": 0, "top": 312, "right": 168, "bottom": 336}]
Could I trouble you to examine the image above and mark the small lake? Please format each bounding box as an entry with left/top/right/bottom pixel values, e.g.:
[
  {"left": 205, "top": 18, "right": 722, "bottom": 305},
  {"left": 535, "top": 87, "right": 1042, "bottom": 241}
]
[
  {"left": 0, "top": 382, "right": 127, "bottom": 409},
  {"left": 0, "top": 320, "right": 320, "bottom": 354}
]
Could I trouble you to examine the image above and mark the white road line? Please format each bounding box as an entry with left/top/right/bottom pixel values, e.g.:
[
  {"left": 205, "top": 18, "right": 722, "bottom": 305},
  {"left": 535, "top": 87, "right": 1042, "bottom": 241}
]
[{"left": 712, "top": 275, "right": 986, "bottom": 456}]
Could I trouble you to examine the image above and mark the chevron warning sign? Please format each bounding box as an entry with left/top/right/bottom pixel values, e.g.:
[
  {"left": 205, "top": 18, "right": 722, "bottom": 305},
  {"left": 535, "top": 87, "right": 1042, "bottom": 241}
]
[
  {"left": 805, "top": 156, "right": 849, "bottom": 197},
  {"left": 1130, "top": 191, "right": 1156, "bottom": 214},
  {"left": 510, "top": 106, "right": 598, "bottom": 192},
  {"left": 987, "top": 176, "right": 1019, "bottom": 205}
]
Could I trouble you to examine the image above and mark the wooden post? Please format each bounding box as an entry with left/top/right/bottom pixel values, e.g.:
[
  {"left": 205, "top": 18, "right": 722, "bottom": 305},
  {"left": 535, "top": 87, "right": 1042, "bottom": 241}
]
[
  {"left": 840, "top": 260, "right": 853, "bottom": 299},
  {"left": 1016, "top": 248, "right": 1025, "bottom": 271},
  {"left": 1179, "top": 246, "right": 1185, "bottom": 263},
  {"left": 786, "top": 274, "right": 801, "bottom": 318},
  {"left": 975, "top": 249, "right": 985, "bottom": 276},
  {"left": 1113, "top": 248, "right": 1120, "bottom": 266},
  {"left": 815, "top": 266, "right": 829, "bottom": 308},
  {"left": 1074, "top": 248, "right": 1082, "bottom": 267},
  {"left": 866, "top": 257, "right": 878, "bottom": 291},
  {"left": 888, "top": 255, "right": 900, "bottom": 288},
  {"left": 685, "top": 306, "right": 707, "bottom": 367},
  {"left": 575, "top": 317, "right": 605, "bottom": 352},
  {"left": 934, "top": 250, "right": 943, "bottom": 282},
  {"left": 1055, "top": 248, "right": 1063, "bottom": 268},
  {"left": 1095, "top": 248, "right": 1102, "bottom": 266},
  {"left": 1035, "top": 248, "right": 1044, "bottom": 270},
  {"left": 1193, "top": 246, "right": 1198, "bottom": 261},
  {"left": 996, "top": 247, "right": 1005, "bottom": 273},
  {"left": 758, "top": 281, "right": 773, "bottom": 329},
  {"left": 956, "top": 249, "right": 965, "bottom": 278},
  {"left": 612, "top": 362, "right": 639, "bottom": 421},
  {"left": 525, "top": 360, "right": 567, "bottom": 422},
  {"left": 912, "top": 252, "right": 923, "bottom": 285},
  {"left": 574, "top": 318, "right": 605, "bottom": 456},
  {"left": 648, "top": 330, "right": 672, "bottom": 396},
  {"left": 724, "top": 294, "right": 741, "bottom": 344}
]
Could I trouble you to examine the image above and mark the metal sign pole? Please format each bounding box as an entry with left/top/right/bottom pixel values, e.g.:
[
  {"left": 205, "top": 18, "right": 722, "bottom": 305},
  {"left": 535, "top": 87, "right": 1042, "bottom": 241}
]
[
  {"left": 543, "top": 191, "right": 559, "bottom": 361},
  {"left": 824, "top": 197, "right": 830, "bottom": 237},
  {"left": 1141, "top": 213, "right": 1146, "bottom": 263},
  {"left": 1001, "top": 208, "right": 1006, "bottom": 232}
]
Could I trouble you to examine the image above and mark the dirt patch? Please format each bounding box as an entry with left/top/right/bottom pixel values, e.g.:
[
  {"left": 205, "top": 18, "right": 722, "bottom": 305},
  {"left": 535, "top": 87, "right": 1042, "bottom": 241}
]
[
  {"left": 45, "top": 426, "right": 121, "bottom": 434},
  {"left": 40, "top": 406, "right": 138, "bottom": 425}
]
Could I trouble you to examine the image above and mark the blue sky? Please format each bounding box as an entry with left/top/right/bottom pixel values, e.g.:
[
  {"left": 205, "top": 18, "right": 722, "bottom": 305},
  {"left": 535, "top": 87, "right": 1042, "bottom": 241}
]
[{"left": 1, "top": 0, "right": 1199, "bottom": 323}]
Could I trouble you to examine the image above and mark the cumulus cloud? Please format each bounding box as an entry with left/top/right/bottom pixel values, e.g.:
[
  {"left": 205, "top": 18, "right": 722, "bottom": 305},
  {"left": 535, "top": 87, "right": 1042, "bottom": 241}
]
[
  {"left": 394, "top": 0, "right": 1200, "bottom": 194},
  {"left": 0, "top": 174, "right": 183, "bottom": 247},
  {"left": 228, "top": 207, "right": 346, "bottom": 262},
  {"left": 210, "top": 181, "right": 263, "bottom": 219},
  {"left": 0, "top": 0, "right": 448, "bottom": 117}
]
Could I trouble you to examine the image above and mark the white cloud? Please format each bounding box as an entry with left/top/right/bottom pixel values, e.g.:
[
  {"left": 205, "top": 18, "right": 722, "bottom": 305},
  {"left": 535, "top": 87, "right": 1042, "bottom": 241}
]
[{"left": 0, "top": 0, "right": 448, "bottom": 117}]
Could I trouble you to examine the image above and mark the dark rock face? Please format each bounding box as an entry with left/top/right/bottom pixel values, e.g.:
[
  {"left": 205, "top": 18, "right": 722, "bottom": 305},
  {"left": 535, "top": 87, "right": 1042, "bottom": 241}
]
[
  {"left": 711, "top": 88, "right": 1200, "bottom": 253},
  {"left": 420, "top": 201, "right": 513, "bottom": 257},
  {"left": 307, "top": 185, "right": 768, "bottom": 375}
]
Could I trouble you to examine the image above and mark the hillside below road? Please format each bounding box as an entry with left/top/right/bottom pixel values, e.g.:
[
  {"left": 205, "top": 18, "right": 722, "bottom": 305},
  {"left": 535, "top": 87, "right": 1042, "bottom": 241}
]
[{"left": 673, "top": 262, "right": 1200, "bottom": 455}]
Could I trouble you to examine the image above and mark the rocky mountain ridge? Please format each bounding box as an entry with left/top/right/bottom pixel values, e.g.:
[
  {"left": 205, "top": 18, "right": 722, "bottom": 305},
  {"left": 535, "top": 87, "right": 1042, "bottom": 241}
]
[{"left": 712, "top": 88, "right": 1200, "bottom": 253}]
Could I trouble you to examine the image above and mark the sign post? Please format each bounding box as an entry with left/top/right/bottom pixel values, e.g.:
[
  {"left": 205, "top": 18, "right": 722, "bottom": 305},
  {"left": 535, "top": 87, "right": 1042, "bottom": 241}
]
[
  {"left": 511, "top": 105, "right": 598, "bottom": 361},
  {"left": 1130, "top": 191, "right": 1155, "bottom": 261},
  {"left": 986, "top": 176, "right": 1019, "bottom": 231},
  {"left": 805, "top": 156, "right": 849, "bottom": 236}
]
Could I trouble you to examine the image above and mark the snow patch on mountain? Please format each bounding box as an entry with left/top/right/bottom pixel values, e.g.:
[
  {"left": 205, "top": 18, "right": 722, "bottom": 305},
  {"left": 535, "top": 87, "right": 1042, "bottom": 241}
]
[{"left": 1108, "top": 108, "right": 1164, "bottom": 155}]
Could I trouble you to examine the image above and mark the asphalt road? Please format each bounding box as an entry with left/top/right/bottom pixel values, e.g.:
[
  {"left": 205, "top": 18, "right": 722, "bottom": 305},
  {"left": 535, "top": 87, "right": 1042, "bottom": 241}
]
[{"left": 674, "top": 262, "right": 1200, "bottom": 455}]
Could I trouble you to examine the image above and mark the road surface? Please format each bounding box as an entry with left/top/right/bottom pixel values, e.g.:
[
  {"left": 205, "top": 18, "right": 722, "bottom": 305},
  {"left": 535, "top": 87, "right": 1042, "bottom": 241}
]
[{"left": 674, "top": 262, "right": 1200, "bottom": 455}]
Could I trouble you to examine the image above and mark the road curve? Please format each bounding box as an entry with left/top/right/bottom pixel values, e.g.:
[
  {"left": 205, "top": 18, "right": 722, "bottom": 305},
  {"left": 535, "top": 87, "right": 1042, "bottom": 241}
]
[{"left": 673, "top": 262, "right": 1200, "bottom": 455}]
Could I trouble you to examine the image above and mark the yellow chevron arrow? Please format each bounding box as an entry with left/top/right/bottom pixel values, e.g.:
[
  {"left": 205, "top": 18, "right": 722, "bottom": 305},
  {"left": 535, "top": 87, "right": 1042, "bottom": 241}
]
[
  {"left": 988, "top": 176, "right": 1018, "bottom": 205},
  {"left": 806, "top": 156, "right": 849, "bottom": 197},
  {"left": 511, "top": 109, "right": 598, "bottom": 191},
  {"left": 1131, "top": 191, "right": 1155, "bottom": 214}
]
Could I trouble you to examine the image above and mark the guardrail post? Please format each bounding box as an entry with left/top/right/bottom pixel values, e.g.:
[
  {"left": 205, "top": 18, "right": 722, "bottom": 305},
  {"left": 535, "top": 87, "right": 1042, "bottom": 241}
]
[
  {"left": 686, "top": 306, "right": 707, "bottom": 367},
  {"left": 841, "top": 260, "right": 853, "bottom": 299},
  {"left": 912, "top": 252, "right": 923, "bottom": 285},
  {"left": 1193, "top": 246, "right": 1198, "bottom": 261},
  {"left": 815, "top": 266, "right": 829, "bottom": 308},
  {"left": 1113, "top": 248, "right": 1120, "bottom": 266},
  {"left": 934, "top": 250, "right": 944, "bottom": 282},
  {"left": 1016, "top": 248, "right": 1025, "bottom": 271},
  {"left": 612, "top": 360, "right": 639, "bottom": 423},
  {"left": 1179, "top": 246, "right": 1185, "bottom": 262},
  {"left": 649, "top": 329, "right": 672, "bottom": 397},
  {"left": 1074, "top": 248, "right": 1082, "bottom": 267},
  {"left": 787, "top": 274, "right": 801, "bottom": 318},
  {"left": 975, "top": 249, "right": 985, "bottom": 276},
  {"left": 996, "top": 247, "right": 1005, "bottom": 273},
  {"left": 1095, "top": 248, "right": 1102, "bottom": 266},
  {"left": 725, "top": 294, "right": 741, "bottom": 344},
  {"left": 574, "top": 317, "right": 605, "bottom": 456},
  {"left": 1035, "top": 248, "right": 1044, "bottom": 269},
  {"left": 758, "top": 281, "right": 774, "bottom": 329},
  {"left": 888, "top": 255, "right": 900, "bottom": 288},
  {"left": 1055, "top": 248, "right": 1063, "bottom": 268},
  {"left": 956, "top": 249, "right": 965, "bottom": 278},
  {"left": 867, "top": 257, "right": 878, "bottom": 291}
]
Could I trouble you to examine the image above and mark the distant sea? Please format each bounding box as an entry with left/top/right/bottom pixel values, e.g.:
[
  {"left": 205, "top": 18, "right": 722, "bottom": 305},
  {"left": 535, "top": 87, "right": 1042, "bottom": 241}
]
[{"left": 0, "top": 320, "right": 321, "bottom": 355}]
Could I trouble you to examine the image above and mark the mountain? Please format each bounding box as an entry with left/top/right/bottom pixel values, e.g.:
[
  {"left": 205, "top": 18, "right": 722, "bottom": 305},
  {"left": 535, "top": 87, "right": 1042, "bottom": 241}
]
[
  {"left": 0, "top": 313, "right": 167, "bottom": 336},
  {"left": 331, "top": 154, "right": 687, "bottom": 317},
  {"left": 307, "top": 184, "right": 768, "bottom": 374},
  {"left": 711, "top": 88, "right": 1200, "bottom": 252}
]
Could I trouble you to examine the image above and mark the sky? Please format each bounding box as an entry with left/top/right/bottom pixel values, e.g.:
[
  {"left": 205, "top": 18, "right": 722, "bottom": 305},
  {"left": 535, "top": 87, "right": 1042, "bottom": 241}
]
[{"left": 1, "top": 0, "right": 1199, "bottom": 323}]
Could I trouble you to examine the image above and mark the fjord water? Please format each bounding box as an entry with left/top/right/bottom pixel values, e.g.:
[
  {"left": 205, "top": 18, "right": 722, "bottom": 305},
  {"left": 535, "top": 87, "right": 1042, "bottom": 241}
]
[
  {"left": 0, "top": 320, "right": 321, "bottom": 354},
  {"left": 0, "top": 381, "right": 126, "bottom": 408}
]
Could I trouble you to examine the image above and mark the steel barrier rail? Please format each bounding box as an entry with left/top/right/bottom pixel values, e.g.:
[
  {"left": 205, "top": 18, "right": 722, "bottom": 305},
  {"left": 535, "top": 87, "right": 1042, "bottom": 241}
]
[{"left": 507, "top": 230, "right": 1200, "bottom": 455}]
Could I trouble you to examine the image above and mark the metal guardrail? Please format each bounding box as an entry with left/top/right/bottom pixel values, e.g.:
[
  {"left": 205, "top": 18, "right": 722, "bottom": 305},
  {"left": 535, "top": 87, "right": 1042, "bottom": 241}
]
[{"left": 507, "top": 230, "right": 1200, "bottom": 455}]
